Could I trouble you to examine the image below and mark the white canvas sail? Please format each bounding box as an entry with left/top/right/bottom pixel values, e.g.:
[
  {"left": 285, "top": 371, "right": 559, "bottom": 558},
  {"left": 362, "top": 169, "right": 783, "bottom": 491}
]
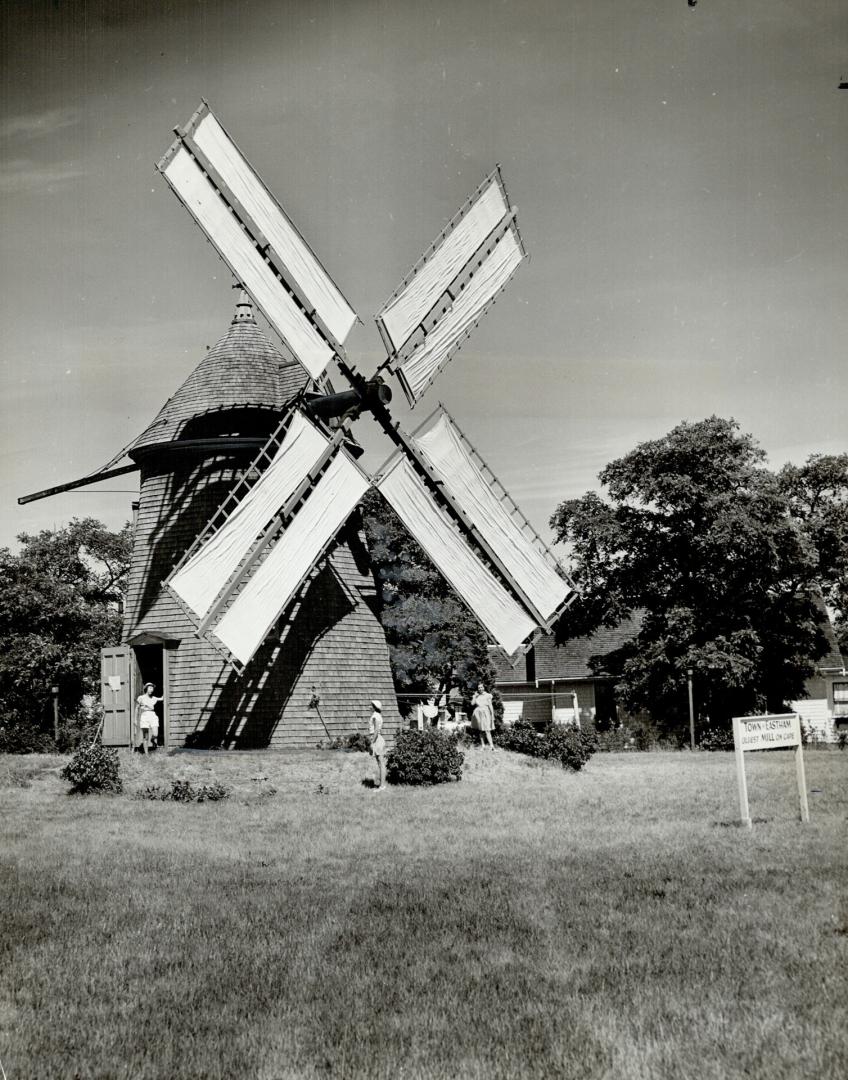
[
  {"left": 376, "top": 455, "right": 537, "bottom": 654},
  {"left": 377, "top": 172, "right": 510, "bottom": 353},
  {"left": 413, "top": 410, "right": 572, "bottom": 622},
  {"left": 188, "top": 106, "right": 357, "bottom": 349},
  {"left": 160, "top": 145, "right": 335, "bottom": 379},
  {"left": 168, "top": 411, "right": 330, "bottom": 619},
  {"left": 212, "top": 450, "right": 369, "bottom": 666},
  {"left": 395, "top": 227, "right": 524, "bottom": 404}
]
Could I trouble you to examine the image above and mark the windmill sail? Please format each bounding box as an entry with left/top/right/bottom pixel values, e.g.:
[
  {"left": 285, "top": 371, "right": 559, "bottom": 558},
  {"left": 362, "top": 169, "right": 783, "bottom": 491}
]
[
  {"left": 167, "top": 410, "right": 330, "bottom": 620},
  {"left": 376, "top": 168, "right": 525, "bottom": 405},
  {"left": 376, "top": 454, "right": 537, "bottom": 655},
  {"left": 212, "top": 449, "right": 369, "bottom": 666},
  {"left": 411, "top": 408, "right": 574, "bottom": 624},
  {"left": 158, "top": 102, "right": 357, "bottom": 378}
]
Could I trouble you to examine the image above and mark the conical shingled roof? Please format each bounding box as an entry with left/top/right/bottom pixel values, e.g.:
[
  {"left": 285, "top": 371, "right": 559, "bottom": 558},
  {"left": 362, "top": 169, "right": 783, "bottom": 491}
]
[{"left": 120, "top": 296, "right": 310, "bottom": 460}]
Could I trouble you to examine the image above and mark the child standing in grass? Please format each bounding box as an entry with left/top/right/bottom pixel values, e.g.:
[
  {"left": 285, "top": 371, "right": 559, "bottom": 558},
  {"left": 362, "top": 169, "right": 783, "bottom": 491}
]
[{"left": 369, "top": 700, "right": 387, "bottom": 791}]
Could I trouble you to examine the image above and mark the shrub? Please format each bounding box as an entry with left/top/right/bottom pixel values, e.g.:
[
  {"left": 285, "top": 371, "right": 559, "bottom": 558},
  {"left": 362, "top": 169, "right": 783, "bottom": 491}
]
[
  {"left": 56, "top": 704, "right": 102, "bottom": 753},
  {"left": 0, "top": 718, "right": 55, "bottom": 754},
  {"left": 345, "top": 731, "right": 371, "bottom": 753},
  {"left": 138, "top": 778, "right": 230, "bottom": 802},
  {"left": 541, "top": 723, "right": 597, "bottom": 770},
  {"left": 386, "top": 729, "right": 464, "bottom": 786},
  {"left": 61, "top": 744, "right": 122, "bottom": 794},
  {"left": 593, "top": 727, "right": 635, "bottom": 752},
  {"left": 493, "top": 719, "right": 543, "bottom": 756},
  {"left": 316, "top": 732, "right": 371, "bottom": 752},
  {"left": 700, "top": 724, "right": 735, "bottom": 752},
  {"left": 493, "top": 720, "right": 596, "bottom": 772}
]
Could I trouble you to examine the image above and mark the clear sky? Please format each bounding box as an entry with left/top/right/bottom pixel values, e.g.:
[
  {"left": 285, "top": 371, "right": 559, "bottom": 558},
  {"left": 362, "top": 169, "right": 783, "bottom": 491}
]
[{"left": 1, "top": 0, "right": 846, "bottom": 553}]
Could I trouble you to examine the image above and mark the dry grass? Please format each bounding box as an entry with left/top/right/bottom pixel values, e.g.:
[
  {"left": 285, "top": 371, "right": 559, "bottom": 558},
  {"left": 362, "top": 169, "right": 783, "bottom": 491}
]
[{"left": 1, "top": 747, "right": 846, "bottom": 1079}]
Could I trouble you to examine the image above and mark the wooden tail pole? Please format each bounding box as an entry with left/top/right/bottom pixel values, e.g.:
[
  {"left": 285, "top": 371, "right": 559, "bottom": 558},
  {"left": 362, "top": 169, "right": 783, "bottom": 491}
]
[
  {"left": 732, "top": 716, "right": 752, "bottom": 828},
  {"left": 795, "top": 741, "right": 810, "bottom": 823}
]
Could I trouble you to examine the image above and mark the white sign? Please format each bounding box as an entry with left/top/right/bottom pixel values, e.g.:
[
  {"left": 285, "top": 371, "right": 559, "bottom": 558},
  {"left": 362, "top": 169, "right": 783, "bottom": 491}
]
[
  {"left": 732, "top": 713, "right": 809, "bottom": 828},
  {"left": 107, "top": 675, "right": 122, "bottom": 692},
  {"left": 734, "top": 713, "right": 801, "bottom": 751}
]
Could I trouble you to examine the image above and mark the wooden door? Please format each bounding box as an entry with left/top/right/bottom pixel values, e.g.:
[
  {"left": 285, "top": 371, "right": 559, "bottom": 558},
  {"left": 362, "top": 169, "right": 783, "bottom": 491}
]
[{"left": 100, "top": 647, "right": 134, "bottom": 747}]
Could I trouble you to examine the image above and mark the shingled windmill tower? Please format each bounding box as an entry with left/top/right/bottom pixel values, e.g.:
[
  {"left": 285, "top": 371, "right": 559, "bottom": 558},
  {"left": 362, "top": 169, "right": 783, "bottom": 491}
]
[
  {"left": 117, "top": 292, "right": 399, "bottom": 747},
  {"left": 21, "top": 101, "right": 576, "bottom": 750}
]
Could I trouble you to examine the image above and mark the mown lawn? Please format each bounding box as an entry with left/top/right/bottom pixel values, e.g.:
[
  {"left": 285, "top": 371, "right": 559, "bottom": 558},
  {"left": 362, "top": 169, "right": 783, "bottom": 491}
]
[{"left": 1, "top": 747, "right": 846, "bottom": 1080}]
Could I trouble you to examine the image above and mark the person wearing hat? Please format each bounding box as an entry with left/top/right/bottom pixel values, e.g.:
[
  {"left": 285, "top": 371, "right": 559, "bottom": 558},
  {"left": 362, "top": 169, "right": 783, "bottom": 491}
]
[
  {"left": 369, "top": 699, "right": 387, "bottom": 790},
  {"left": 136, "top": 682, "right": 163, "bottom": 754}
]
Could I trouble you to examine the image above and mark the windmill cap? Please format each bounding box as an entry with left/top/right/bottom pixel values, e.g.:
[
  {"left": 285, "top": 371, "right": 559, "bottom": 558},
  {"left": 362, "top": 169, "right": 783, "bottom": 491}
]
[{"left": 371, "top": 700, "right": 382, "bottom": 711}]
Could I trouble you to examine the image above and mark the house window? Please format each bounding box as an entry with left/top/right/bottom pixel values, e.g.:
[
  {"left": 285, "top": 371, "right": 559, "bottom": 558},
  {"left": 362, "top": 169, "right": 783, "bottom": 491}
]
[{"left": 833, "top": 682, "right": 848, "bottom": 720}]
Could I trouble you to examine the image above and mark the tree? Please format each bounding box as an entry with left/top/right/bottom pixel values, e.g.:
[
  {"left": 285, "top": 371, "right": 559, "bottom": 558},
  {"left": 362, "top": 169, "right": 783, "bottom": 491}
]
[
  {"left": 0, "top": 518, "right": 133, "bottom": 730},
  {"left": 778, "top": 453, "right": 848, "bottom": 656},
  {"left": 550, "top": 418, "right": 847, "bottom": 736},
  {"left": 359, "top": 491, "right": 497, "bottom": 704}
]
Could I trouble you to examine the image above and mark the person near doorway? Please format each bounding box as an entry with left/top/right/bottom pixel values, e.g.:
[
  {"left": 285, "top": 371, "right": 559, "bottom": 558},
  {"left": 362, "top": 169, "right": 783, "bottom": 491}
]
[
  {"left": 369, "top": 699, "right": 387, "bottom": 791},
  {"left": 472, "top": 683, "right": 496, "bottom": 751},
  {"left": 136, "top": 683, "right": 162, "bottom": 754}
]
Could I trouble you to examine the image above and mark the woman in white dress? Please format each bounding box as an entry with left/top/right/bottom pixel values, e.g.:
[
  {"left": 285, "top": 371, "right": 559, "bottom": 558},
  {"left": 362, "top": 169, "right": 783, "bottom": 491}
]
[
  {"left": 136, "top": 682, "right": 162, "bottom": 754},
  {"left": 471, "top": 683, "right": 496, "bottom": 751}
]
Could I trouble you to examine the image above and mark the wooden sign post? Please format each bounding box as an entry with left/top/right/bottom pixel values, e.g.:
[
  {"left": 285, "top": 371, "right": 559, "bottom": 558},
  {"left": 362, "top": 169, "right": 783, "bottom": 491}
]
[{"left": 732, "top": 713, "right": 810, "bottom": 828}]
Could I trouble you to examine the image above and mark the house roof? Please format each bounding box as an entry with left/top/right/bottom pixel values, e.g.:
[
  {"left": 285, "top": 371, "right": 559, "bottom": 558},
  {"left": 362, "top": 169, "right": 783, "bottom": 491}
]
[
  {"left": 492, "top": 612, "right": 643, "bottom": 684},
  {"left": 106, "top": 295, "right": 310, "bottom": 466}
]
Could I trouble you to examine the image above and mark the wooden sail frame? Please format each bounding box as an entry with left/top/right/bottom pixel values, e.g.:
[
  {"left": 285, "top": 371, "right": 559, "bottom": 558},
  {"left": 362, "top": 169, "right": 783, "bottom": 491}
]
[
  {"left": 207, "top": 443, "right": 369, "bottom": 669},
  {"left": 375, "top": 166, "right": 527, "bottom": 406},
  {"left": 164, "top": 409, "right": 349, "bottom": 634},
  {"left": 409, "top": 405, "right": 577, "bottom": 625},
  {"left": 158, "top": 101, "right": 357, "bottom": 380}
]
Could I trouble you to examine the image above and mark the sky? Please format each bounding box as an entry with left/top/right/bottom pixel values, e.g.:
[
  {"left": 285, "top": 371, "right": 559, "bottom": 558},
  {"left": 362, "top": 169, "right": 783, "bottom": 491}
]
[{"left": 1, "top": 0, "right": 846, "bottom": 555}]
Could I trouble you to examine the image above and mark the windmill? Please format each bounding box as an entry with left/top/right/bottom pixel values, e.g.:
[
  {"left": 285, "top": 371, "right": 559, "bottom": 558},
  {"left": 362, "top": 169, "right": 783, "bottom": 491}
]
[{"left": 20, "top": 101, "right": 576, "bottom": 750}]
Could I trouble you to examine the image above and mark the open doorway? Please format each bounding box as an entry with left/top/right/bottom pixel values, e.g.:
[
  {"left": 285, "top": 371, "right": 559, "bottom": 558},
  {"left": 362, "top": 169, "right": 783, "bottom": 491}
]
[{"left": 134, "top": 644, "right": 165, "bottom": 751}]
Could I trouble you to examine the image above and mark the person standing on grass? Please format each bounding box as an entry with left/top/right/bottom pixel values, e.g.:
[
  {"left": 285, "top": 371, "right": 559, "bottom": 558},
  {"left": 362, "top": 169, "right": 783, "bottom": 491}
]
[
  {"left": 136, "top": 683, "right": 162, "bottom": 754},
  {"left": 369, "top": 699, "right": 387, "bottom": 790},
  {"left": 472, "top": 683, "right": 496, "bottom": 751}
]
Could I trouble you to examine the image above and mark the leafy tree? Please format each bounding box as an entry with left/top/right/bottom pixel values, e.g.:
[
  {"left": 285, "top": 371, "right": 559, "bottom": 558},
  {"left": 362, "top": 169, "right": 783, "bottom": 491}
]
[
  {"left": 0, "top": 518, "right": 132, "bottom": 730},
  {"left": 778, "top": 453, "right": 848, "bottom": 655},
  {"left": 359, "top": 490, "right": 497, "bottom": 703},
  {"left": 550, "top": 418, "right": 847, "bottom": 736}
]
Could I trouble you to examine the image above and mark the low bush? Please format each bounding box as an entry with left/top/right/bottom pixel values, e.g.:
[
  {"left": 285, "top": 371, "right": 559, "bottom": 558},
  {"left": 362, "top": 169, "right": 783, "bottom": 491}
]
[
  {"left": 593, "top": 727, "right": 636, "bottom": 752},
  {"left": 699, "top": 724, "right": 734, "bottom": 752},
  {"left": 0, "top": 718, "right": 55, "bottom": 755},
  {"left": 386, "top": 729, "right": 464, "bottom": 786},
  {"left": 61, "top": 744, "right": 122, "bottom": 794},
  {"left": 493, "top": 720, "right": 596, "bottom": 771},
  {"left": 316, "top": 732, "right": 372, "bottom": 752},
  {"left": 138, "top": 778, "right": 230, "bottom": 802}
]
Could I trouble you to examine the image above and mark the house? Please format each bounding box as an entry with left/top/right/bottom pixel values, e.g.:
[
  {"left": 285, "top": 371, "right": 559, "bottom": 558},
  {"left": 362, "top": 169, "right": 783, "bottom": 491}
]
[
  {"left": 491, "top": 614, "right": 644, "bottom": 729},
  {"left": 494, "top": 607, "right": 846, "bottom": 743},
  {"left": 790, "top": 613, "right": 847, "bottom": 743}
]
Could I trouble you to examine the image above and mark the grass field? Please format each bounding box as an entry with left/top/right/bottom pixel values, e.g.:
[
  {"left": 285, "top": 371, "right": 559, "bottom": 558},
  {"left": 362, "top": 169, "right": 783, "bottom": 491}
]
[{"left": 1, "top": 746, "right": 846, "bottom": 1080}]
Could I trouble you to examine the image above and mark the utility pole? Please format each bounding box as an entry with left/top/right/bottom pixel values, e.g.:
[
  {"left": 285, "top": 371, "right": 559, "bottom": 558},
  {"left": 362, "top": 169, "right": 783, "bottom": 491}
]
[
  {"left": 51, "top": 685, "right": 59, "bottom": 745},
  {"left": 687, "top": 669, "right": 696, "bottom": 751}
]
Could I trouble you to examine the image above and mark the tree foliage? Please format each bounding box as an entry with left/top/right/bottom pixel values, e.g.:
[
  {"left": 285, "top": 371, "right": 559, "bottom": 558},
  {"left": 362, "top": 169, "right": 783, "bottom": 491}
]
[
  {"left": 0, "top": 518, "right": 133, "bottom": 729},
  {"left": 359, "top": 490, "right": 497, "bottom": 700},
  {"left": 550, "top": 418, "right": 847, "bottom": 734}
]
